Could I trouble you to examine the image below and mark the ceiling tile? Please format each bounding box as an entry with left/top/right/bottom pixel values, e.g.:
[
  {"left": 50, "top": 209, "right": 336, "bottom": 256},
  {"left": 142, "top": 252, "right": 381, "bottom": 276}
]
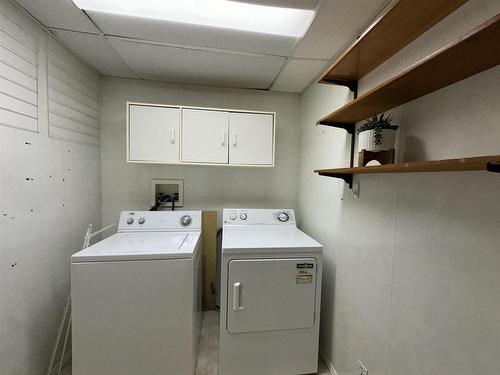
[
  {"left": 271, "top": 58, "right": 328, "bottom": 92},
  {"left": 49, "top": 29, "right": 138, "bottom": 78},
  {"left": 108, "top": 37, "right": 286, "bottom": 89},
  {"left": 14, "top": 0, "right": 99, "bottom": 33},
  {"left": 87, "top": 11, "right": 297, "bottom": 57},
  {"left": 231, "top": 0, "right": 319, "bottom": 9},
  {"left": 293, "top": 0, "right": 389, "bottom": 59}
]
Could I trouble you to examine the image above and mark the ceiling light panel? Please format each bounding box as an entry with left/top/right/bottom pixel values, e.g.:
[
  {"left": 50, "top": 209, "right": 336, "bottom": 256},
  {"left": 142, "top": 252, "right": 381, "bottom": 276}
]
[
  {"left": 86, "top": 11, "right": 298, "bottom": 56},
  {"left": 72, "top": 0, "right": 315, "bottom": 37}
]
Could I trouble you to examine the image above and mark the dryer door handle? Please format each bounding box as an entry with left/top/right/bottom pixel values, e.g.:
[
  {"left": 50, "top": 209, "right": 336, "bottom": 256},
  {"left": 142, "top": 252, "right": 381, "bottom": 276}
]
[{"left": 232, "top": 282, "right": 243, "bottom": 311}]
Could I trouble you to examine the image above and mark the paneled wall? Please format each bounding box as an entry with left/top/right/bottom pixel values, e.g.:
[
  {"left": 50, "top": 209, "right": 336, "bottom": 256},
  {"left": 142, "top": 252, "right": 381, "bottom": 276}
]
[
  {"left": 0, "top": 1, "right": 101, "bottom": 373},
  {"left": 297, "top": 1, "right": 500, "bottom": 375},
  {"left": 48, "top": 39, "right": 100, "bottom": 146},
  {"left": 0, "top": 9, "right": 38, "bottom": 132}
]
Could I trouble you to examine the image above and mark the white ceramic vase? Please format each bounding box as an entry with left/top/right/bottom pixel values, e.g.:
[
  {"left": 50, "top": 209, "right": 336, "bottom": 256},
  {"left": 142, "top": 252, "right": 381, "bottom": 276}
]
[{"left": 358, "top": 129, "right": 396, "bottom": 152}]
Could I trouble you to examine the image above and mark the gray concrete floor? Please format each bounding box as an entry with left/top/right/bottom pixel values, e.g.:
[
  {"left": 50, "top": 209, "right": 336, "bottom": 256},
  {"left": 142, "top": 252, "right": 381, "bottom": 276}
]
[
  {"left": 61, "top": 311, "right": 330, "bottom": 375},
  {"left": 195, "top": 310, "right": 220, "bottom": 375}
]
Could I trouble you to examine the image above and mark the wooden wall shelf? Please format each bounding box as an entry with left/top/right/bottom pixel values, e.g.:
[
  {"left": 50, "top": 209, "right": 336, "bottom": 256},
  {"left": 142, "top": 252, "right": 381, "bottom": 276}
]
[
  {"left": 315, "top": 155, "right": 500, "bottom": 183},
  {"left": 318, "top": 14, "right": 500, "bottom": 126},
  {"left": 319, "top": 0, "right": 468, "bottom": 86}
]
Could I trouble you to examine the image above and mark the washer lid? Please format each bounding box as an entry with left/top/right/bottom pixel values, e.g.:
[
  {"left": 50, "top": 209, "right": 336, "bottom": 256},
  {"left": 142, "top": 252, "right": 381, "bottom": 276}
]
[
  {"left": 71, "top": 232, "right": 200, "bottom": 262},
  {"left": 222, "top": 226, "right": 322, "bottom": 254}
]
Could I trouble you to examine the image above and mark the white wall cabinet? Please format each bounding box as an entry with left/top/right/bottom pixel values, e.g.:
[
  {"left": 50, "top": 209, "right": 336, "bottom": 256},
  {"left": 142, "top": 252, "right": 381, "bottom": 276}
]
[
  {"left": 127, "top": 102, "right": 275, "bottom": 167},
  {"left": 181, "top": 109, "right": 229, "bottom": 164},
  {"left": 128, "top": 105, "right": 180, "bottom": 163},
  {"left": 229, "top": 112, "right": 274, "bottom": 166}
]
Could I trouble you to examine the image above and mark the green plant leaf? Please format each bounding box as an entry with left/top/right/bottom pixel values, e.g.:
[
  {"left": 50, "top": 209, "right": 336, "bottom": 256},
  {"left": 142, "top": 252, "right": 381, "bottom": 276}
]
[{"left": 357, "top": 112, "right": 399, "bottom": 134}]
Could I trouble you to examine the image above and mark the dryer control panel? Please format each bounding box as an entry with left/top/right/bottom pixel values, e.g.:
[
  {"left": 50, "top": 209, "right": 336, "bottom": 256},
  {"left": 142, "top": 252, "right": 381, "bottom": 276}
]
[{"left": 223, "top": 209, "right": 296, "bottom": 225}]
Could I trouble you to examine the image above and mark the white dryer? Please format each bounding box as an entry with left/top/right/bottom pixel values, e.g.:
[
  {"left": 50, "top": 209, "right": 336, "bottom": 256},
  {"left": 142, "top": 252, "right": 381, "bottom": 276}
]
[
  {"left": 219, "top": 209, "right": 323, "bottom": 375},
  {"left": 71, "top": 210, "right": 202, "bottom": 375}
]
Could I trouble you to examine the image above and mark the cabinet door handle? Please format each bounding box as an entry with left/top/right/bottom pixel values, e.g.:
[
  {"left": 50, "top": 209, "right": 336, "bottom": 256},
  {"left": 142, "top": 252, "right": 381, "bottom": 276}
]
[
  {"left": 232, "top": 282, "right": 243, "bottom": 311},
  {"left": 171, "top": 128, "right": 175, "bottom": 144},
  {"left": 222, "top": 131, "right": 226, "bottom": 146},
  {"left": 232, "top": 132, "right": 237, "bottom": 147}
]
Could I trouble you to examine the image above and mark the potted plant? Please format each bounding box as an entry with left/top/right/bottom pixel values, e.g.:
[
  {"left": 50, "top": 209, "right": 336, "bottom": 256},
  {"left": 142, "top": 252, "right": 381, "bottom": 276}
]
[{"left": 357, "top": 113, "right": 399, "bottom": 152}]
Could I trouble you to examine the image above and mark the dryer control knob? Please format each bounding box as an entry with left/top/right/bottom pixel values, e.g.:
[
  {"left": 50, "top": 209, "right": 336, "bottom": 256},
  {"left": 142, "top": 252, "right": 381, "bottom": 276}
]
[
  {"left": 138, "top": 217, "right": 145, "bottom": 225},
  {"left": 240, "top": 213, "right": 247, "bottom": 220},
  {"left": 126, "top": 218, "right": 134, "bottom": 225},
  {"left": 229, "top": 213, "right": 237, "bottom": 220},
  {"left": 277, "top": 212, "right": 289, "bottom": 222},
  {"left": 180, "top": 215, "right": 192, "bottom": 226}
]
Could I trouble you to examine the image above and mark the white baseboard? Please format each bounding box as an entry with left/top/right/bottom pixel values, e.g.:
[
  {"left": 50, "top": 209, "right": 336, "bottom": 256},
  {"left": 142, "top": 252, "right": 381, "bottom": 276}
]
[{"left": 319, "top": 350, "right": 338, "bottom": 375}]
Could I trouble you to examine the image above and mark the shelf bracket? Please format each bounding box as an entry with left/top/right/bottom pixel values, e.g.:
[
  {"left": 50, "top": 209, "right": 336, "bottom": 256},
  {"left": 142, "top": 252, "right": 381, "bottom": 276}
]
[
  {"left": 318, "top": 172, "right": 353, "bottom": 187},
  {"left": 316, "top": 87, "right": 359, "bottom": 189},
  {"left": 316, "top": 120, "right": 356, "bottom": 189},
  {"left": 487, "top": 162, "right": 500, "bottom": 173},
  {"left": 320, "top": 78, "right": 358, "bottom": 95}
]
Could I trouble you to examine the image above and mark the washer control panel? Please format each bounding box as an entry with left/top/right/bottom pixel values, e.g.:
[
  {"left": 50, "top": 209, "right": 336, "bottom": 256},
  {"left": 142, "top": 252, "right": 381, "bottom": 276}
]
[
  {"left": 223, "top": 209, "right": 295, "bottom": 225},
  {"left": 118, "top": 211, "right": 201, "bottom": 231}
]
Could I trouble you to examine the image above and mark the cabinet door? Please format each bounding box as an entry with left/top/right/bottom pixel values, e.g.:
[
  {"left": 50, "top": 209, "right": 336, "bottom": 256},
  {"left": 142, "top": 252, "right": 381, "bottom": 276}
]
[
  {"left": 181, "top": 109, "right": 229, "bottom": 164},
  {"left": 128, "top": 105, "right": 180, "bottom": 163},
  {"left": 227, "top": 258, "right": 317, "bottom": 334},
  {"left": 229, "top": 112, "right": 274, "bottom": 165}
]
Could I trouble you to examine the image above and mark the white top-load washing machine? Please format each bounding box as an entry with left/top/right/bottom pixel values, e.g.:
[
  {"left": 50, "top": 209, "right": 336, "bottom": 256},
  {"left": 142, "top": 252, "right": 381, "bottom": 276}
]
[
  {"left": 220, "top": 208, "right": 323, "bottom": 375},
  {"left": 71, "top": 210, "right": 202, "bottom": 375}
]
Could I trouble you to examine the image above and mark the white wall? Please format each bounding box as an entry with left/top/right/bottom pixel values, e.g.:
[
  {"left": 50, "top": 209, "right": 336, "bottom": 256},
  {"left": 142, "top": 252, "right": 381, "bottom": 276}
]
[
  {"left": 0, "top": 0, "right": 101, "bottom": 373},
  {"left": 100, "top": 77, "right": 301, "bottom": 226},
  {"left": 297, "top": 1, "right": 500, "bottom": 375}
]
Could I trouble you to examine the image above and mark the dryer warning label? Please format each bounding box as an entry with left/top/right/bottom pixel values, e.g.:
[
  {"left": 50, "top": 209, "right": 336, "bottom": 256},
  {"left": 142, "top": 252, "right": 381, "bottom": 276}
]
[{"left": 296, "top": 263, "right": 314, "bottom": 284}]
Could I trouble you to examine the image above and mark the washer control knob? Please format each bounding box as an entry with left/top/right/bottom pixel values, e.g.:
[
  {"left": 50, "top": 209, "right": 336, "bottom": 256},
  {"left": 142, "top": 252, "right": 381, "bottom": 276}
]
[
  {"left": 126, "top": 218, "right": 134, "bottom": 225},
  {"left": 138, "top": 217, "right": 145, "bottom": 225},
  {"left": 277, "top": 212, "right": 289, "bottom": 222},
  {"left": 229, "top": 213, "right": 237, "bottom": 220},
  {"left": 180, "top": 215, "right": 192, "bottom": 226},
  {"left": 240, "top": 213, "right": 247, "bottom": 220}
]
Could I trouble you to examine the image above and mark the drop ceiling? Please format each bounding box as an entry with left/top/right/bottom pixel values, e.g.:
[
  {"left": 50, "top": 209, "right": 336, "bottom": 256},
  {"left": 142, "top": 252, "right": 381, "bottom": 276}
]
[{"left": 14, "top": 0, "right": 389, "bottom": 93}]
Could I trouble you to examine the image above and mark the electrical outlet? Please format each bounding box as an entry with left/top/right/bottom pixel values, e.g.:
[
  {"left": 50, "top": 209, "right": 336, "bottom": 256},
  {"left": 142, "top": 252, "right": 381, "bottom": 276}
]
[{"left": 358, "top": 359, "right": 368, "bottom": 375}]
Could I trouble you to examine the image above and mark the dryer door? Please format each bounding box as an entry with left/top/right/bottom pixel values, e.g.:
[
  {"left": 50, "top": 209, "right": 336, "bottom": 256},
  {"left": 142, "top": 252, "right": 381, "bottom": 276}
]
[{"left": 227, "top": 258, "right": 317, "bottom": 334}]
